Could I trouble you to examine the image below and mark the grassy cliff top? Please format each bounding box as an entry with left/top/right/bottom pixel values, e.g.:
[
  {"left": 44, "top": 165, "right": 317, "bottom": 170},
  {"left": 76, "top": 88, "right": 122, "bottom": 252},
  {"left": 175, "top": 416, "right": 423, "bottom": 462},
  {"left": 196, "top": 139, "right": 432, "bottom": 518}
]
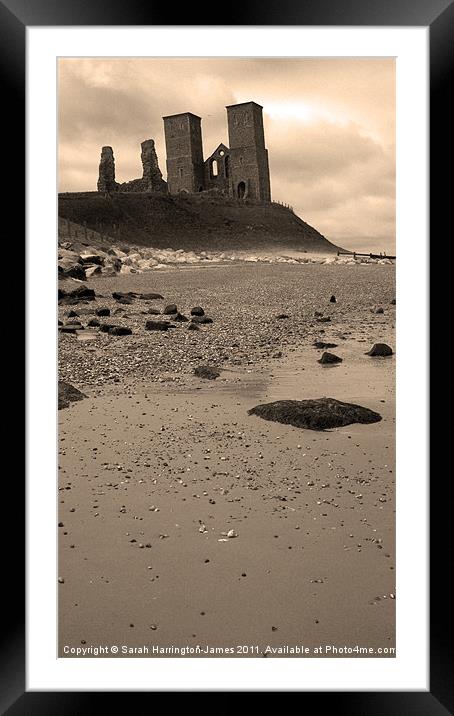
[{"left": 58, "top": 191, "right": 342, "bottom": 253}]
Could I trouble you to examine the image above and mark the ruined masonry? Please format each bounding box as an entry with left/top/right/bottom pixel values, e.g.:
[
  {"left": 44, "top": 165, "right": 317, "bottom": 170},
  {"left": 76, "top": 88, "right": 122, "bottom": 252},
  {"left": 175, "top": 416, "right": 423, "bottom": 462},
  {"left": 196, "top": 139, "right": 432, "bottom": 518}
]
[{"left": 97, "top": 101, "right": 271, "bottom": 203}]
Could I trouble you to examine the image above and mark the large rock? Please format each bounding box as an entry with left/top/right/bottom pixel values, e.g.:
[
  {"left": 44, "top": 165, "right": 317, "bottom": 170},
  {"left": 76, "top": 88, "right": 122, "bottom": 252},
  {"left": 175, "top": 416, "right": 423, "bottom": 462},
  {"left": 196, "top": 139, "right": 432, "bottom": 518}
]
[
  {"left": 138, "top": 292, "right": 164, "bottom": 300},
  {"left": 248, "top": 398, "right": 382, "bottom": 431},
  {"left": 58, "top": 381, "right": 87, "bottom": 410},
  {"left": 58, "top": 285, "right": 96, "bottom": 304},
  {"left": 194, "top": 366, "right": 220, "bottom": 380},
  {"left": 191, "top": 315, "right": 213, "bottom": 324},
  {"left": 108, "top": 326, "right": 132, "bottom": 336},
  {"left": 366, "top": 343, "right": 393, "bottom": 357},
  {"left": 58, "top": 261, "right": 86, "bottom": 281},
  {"left": 145, "top": 320, "right": 174, "bottom": 331},
  {"left": 97, "top": 146, "right": 119, "bottom": 193},
  {"left": 318, "top": 352, "right": 343, "bottom": 364},
  {"left": 58, "top": 248, "right": 82, "bottom": 263},
  {"left": 85, "top": 265, "right": 102, "bottom": 278},
  {"left": 80, "top": 254, "right": 105, "bottom": 267}
]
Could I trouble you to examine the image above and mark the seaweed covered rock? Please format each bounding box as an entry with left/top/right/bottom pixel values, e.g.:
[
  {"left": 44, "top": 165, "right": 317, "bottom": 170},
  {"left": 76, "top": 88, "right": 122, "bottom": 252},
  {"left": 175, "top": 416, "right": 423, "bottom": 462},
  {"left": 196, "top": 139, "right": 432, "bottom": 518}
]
[
  {"left": 58, "top": 381, "right": 87, "bottom": 410},
  {"left": 194, "top": 366, "right": 220, "bottom": 380},
  {"left": 247, "top": 398, "right": 382, "bottom": 431},
  {"left": 366, "top": 343, "right": 393, "bottom": 357}
]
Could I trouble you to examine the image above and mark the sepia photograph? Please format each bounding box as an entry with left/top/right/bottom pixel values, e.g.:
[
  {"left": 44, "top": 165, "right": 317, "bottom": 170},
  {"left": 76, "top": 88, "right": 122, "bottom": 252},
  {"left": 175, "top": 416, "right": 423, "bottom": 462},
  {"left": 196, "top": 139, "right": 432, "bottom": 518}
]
[{"left": 57, "top": 57, "right": 396, "bottom": 659}]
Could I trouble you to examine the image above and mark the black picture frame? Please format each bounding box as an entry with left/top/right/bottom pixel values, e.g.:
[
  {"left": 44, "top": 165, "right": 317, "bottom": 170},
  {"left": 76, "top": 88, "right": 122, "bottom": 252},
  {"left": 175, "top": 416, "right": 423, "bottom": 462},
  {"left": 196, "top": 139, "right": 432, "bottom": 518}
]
[{"left": 4, "top": 0, "right": 445, "bottom": 709}]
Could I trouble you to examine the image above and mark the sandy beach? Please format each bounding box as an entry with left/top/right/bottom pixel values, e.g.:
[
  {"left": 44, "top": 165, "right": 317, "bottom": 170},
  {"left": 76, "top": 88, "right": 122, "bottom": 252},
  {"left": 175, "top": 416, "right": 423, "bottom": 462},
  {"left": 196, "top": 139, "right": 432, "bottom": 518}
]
[{"left": 58, "top": 262, "right": 395, "bottom": 657}]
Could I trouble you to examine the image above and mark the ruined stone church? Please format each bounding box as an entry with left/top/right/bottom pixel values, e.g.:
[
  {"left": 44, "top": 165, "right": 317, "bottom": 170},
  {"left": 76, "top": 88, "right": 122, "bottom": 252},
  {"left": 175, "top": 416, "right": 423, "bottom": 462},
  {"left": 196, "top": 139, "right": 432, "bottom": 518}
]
[{"left": 98, "top": 101, "right": 271, "bottom": 203}]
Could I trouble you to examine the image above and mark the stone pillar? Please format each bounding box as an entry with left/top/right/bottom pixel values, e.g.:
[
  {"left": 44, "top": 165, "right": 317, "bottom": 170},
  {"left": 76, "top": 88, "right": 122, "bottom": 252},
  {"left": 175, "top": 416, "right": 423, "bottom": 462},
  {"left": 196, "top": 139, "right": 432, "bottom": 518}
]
[
  {"left": 141, "top": 139, "right": 166, "bottom": 192},
  {"left": 97, "top": 146, "right": 118, "bottom": 193}
]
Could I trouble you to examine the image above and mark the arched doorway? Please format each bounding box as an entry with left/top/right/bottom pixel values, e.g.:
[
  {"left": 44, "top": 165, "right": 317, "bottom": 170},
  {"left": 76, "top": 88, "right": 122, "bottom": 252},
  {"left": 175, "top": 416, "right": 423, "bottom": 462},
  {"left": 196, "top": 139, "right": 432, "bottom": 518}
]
[{"left": 237, "top": 181, "right": 246, "bottom": 199}]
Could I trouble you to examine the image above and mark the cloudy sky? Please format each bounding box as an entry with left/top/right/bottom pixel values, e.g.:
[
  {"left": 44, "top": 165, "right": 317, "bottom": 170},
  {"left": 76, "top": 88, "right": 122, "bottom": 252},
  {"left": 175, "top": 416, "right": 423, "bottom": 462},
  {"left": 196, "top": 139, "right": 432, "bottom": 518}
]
[{"left": 58, "top": 58, "right": 395, "bottom": 253}]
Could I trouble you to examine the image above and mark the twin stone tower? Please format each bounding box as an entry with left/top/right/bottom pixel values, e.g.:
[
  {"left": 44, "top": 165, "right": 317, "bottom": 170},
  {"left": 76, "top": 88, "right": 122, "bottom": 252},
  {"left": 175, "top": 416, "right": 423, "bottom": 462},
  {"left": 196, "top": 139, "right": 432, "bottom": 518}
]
[{"left": 98, "top": 101, "right": 271, "bottom": 203}]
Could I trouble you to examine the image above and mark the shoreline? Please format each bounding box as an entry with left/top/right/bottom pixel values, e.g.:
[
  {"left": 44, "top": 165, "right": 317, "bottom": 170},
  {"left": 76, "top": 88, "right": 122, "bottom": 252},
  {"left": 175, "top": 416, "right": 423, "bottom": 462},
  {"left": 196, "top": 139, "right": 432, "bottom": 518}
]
[{"left": 58, "top": 263, "right": 395, "bottom": 657}]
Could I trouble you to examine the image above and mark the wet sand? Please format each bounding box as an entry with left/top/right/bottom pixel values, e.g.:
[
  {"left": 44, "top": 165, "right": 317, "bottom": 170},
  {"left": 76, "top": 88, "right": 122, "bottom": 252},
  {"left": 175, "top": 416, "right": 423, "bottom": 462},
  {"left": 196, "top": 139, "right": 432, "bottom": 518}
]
[{"left": 58, "top": 263, "right": 395, "bottom": 657}]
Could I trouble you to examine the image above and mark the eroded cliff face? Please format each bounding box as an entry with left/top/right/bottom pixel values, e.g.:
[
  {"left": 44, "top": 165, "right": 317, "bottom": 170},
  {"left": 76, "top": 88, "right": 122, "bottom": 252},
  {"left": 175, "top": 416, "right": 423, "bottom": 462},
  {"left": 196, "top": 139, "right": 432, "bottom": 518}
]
[{"left": 97, "top": 147, "right": 119, "bottom": 193}]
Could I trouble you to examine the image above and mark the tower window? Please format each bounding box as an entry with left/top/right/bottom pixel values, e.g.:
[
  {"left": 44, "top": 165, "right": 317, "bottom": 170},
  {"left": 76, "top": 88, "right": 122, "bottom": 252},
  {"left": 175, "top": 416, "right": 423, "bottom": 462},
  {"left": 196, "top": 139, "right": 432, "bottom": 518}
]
[{"left": 211, "top": 159, "right": 219, "bottom": 177}]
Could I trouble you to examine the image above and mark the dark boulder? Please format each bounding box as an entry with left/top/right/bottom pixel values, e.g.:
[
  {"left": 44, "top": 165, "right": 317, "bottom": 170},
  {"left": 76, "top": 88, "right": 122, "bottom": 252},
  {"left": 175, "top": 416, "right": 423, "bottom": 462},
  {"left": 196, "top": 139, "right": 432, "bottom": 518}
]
[
  {"left": 65, "top": 310, "right": 79, "bottom": 318},
  {"left": 112, "top": 291, "right": 137, "bottom": 299},
  {"left": 145, "top": 320, "right": 174, "bottom": 331},
  {"left": 248, "top": 397, "right": 382, "bottom": 431},
  {"left": 366, "top": 343, "right": 393, "bottom": 357},
  {"left": 108, "top": 326, "right": 132, "bottom": 336},
  {"left": 138, "top": 293, "right": 164, "bottom": 300},
  {"left": 58, "top": 286, "right": 96, "bottom": 305},
  {"left": 59, "top": 264, "right": 86, "bottom": 281},
  {"left": 174, "top": 312, "right": 189, "bottom": 322},
  {"left": 163, "top": 304, "right": 178, "bottom": 315},
  {"left": 191, "top": 315, "right": 213, "bottom": 325},
  {"left": 112, "top": 292, "right": 136, "bottom": 303},
  {"left": 99, "top": 323, "right": 116, "bottom": 333},
  {"left": 143, "top": 307, "right": 161, "bottom": 315},
  {"left": 317, "top": 316, "right": 331, "bottom": 323},
  {"left": 194, "top": 366, "right": 220, "bottom": 380},
  {"left": 390, "top": 298, "right": 396, "bottom": 305},
  {"left": 191, "top": 307, "right": 205, "bottom": 316},
  {"left": 87, "top": 318, "right": 100, "bottom": 327},
  {"left": 95, "top": 307, "right": 110, "bottom": 317},
  {"left": 58, "top": 381, "right": 87, "bottom": 410},
  {"left": 187, "top": 322, "right": 200, "bottom": 331},
  {"left": 276, "top": 314, "right": 289, "bottom": 320},
  {"left": 330, "top": 295, "right": 336, "bottom": 303},
  {"left": 318, "top": 352, "right": 342, "bottom": 364},
  {"left": 313, "top": 341, "right": 338, "bottom": 349}
]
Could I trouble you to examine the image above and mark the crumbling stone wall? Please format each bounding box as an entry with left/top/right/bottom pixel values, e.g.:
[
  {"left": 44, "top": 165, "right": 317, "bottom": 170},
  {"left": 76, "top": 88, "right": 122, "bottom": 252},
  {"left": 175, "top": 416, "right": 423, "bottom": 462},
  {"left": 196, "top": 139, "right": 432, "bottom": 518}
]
[{"left": 120, "top": 138, "right": 167, "bottom": 193}]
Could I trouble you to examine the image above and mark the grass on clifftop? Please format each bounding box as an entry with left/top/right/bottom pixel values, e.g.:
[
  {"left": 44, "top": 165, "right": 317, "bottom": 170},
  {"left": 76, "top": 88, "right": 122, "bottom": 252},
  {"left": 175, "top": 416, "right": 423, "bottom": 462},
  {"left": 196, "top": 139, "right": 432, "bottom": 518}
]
[{"left": 58, "top": 191, "right": 341, "bottom": 253}]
